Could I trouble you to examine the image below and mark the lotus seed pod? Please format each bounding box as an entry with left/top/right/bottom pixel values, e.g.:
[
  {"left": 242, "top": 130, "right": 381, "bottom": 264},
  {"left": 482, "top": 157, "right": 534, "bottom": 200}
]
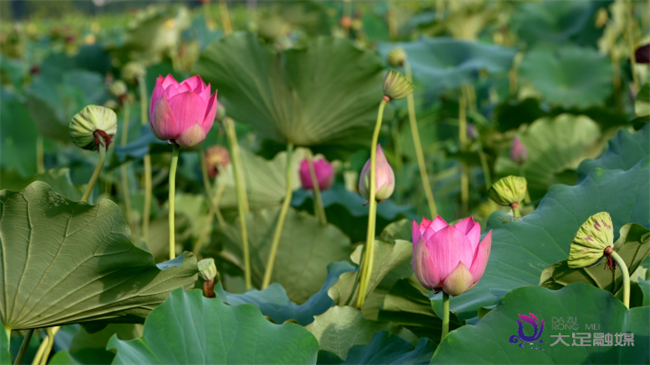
[
  {"left": 108, "top": 80, "right": 128, "bottom": 98},
  {"left": 121, "top": 61, "right": 146, "bottom": 83},
  {"left": 382, "top": 69, "right": 415, "bottom": 100},
  {"left": 487, "top": 176, "right": 527, "bottom": 207},
  {"left": 387, "top": 47, "right": 407, "bottom": 67},
  {"left": 567, "top": 212, "right": 614, "bottom": 269},
  {"left": 70, "top": 105, "right": 117, "bottom": 152},
  {"left": 198, "top": 258, "right": 220, "bottom": 282}
]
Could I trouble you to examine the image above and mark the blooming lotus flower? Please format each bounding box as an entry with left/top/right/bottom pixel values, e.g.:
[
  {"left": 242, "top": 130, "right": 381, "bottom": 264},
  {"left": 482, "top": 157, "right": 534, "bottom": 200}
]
[
  {"left": 411, "top": 216, "right": 492, "bottom": 296},
  {"left": 359, "top": 144, "right": 395, "bottom": 202},
  {"left": 510, "top": 136, "right": 528, "bottom": 165},
  {"left": 149, "top": 74, "right": 218, "bottom": 148},
  {"left": 299, "top": 158, "right": 334, "bottom": 191}
]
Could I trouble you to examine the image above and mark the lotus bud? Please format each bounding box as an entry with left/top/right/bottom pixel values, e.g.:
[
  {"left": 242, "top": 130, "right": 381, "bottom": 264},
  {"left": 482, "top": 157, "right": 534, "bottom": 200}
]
[
  {"left": 204, "top": 145, "right": 230, "bottom": 179},
  {"left": 510, "top": 136, "right": 528, "bottom": 165},
  {"left": 69, "top": 105, "right": 117, "bottom": 152},
  {"left": 382, "top": 69, "right": 415, "bottom": 101},
  {"left": 487, "top": 176, "right": 527, "bottom": 210},
  {"left": 387, "top": 47, "right": 407, "bottom": 67},
  {"left": 359, "top": 144, "right": 395, "bottom": 202},
  {"left": 412, "top": 216, "right": 492, "bottom": 296},
  {"left": 109, "top": 80, "right": 128, "bottom": 98},
  {"left": 340, "top": 16, "right": 352, "bottom": 29},
  {"left": 198, "top": 258, "right": 220, "bottom": 282},
  {"left": 299, "top": 158, "right": 334, "bottom": 191},
  {"left": 568, "top": 212, "right": 614, "bottom": 269},
  {"left": 122, "top": 61, "right": 146, "bottom": 84},
  {"left": 467, "top": 123, "right": 478, "bottom": 140}
]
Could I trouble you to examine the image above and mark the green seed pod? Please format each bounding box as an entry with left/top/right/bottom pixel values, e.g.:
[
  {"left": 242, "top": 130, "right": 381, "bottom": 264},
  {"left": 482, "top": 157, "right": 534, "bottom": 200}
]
[
  {"left": 108, "top": 80, "right": 128, "bottom": 98},
  {"left": 382, "top": 69, "right": 414, "bottom": 100},
  {"left": 487, "top": 176, "right": 527, "bottom": 207},
  {"left": 567, "top": 212, "right": 614, "bottom": 269},
  {"left": 70, "top": 105, "right": 117, "bottom": 152},
  {"left": 387, "top": 47, "right": 407, "bottom": 67},
  {"left": 198, "top": 258, "right": 219, "bottom": 282},
  {"left": 121, "top": 61, "right": 146, "bottom": 84}
]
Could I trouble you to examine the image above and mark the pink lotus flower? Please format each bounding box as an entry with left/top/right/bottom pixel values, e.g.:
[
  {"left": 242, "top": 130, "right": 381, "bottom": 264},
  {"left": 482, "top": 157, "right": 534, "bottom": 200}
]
[
  {"left": 149, "top": 74, "right": 218, "bottom": 148},
  {"left": 299, "top": 158, "right": 334, "bottom": 191},
  {"left": 510, "top": 136, "right": 528, "bottom": 165},
  {"left": 411, "top": 216, "right": 492, "bottom": 296},
  {"left": 359, "top": 144, "right": 395, "bottom": 202}
]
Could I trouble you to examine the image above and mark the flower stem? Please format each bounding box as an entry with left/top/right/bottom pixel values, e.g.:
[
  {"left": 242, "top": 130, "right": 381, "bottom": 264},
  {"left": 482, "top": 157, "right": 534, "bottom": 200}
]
[
  {"left": 225, "top": 117, "right": 251, "bottom": 289},
  {"left": 306, "top": 153, "right": 327, "bottom": 225},
  {"left": 625, "top": 0, "right": 639, "bottom": 93},
  {"left": 168, "top": 143, "right": 180, "bottom": 261},
  {"left": 194, "top": 178, "right": 226, "bottom": 257},
  {"left": 139, "top": 74, "right": 152, "bottom": 248},
  {"left": 81, "top": 136, "right": 107, "bottom": 203},
  {"left": 512, "top": 206, "right": 520, "bottom": 218},
  {"left": 405, "top": 61, "right": 437, "bottom": 218},
  {"left": 13, "top": 328, "right": 33, "bottom": 365},
  {"left": 37, "top": 326, "right": 60, "bottom": 365},
  {"left": 478, "top": 148, "right": 492, "bottom": 188},
  {"left": 36, "top": 135, "right": 44, "bottom": 174},
  {"left": 611, "top": 251, "right": 630, "bottom": 309},
  {"left": 262, "top": 142, "right": 295, "bottom": 289},
  {"left": 458, "top": 89, "right": 469, "bottom": 216},
  {"left": 356, "top": 98, "right": 388, "bottom": 309},
  {"left": 120, "top": 102, "right": 134, "bottom": 232},
  {"left": 440, "top": 292, "right": 450, "bottom": 340},
  {"left": 219, "top": 0, "right": 232, "bottom": 36}
]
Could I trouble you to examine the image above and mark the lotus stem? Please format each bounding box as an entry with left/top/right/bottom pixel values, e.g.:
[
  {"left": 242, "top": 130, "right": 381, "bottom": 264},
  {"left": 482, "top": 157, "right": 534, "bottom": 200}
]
[
  {"left": 200, "top": 151, "right": 215, "bottom": 210},
  {"left": 306, "top": 153, "right": 327, "bottom": 225},
  {"left": 262, "top": 142, "right": 295, "bottom": 289},
  {"left": 458, "top": 89, "right": 469, "bottom": 216},
  {"left": 440, "top": 292, "right": 450, "bottom": 340},
  {"left": 512, "top": 204, "right": 520, "bottom": 218},
  {"left": 405, "top": 61, "right": 438, "bottom": 218},
  {"left": 194, "top": 178, "right": 226, "bottom": 257},
  {"left": 36, "top": 135, "right": 44, "bottom": 174},
  {"left": 139, "top": 74, "right": 152, "bottom": 247},
  {"left": 611, "top": 251, "right": 630, "bottom": 309},
  {"left": 219, "top": 0, "right": 232, "bottom": 36},
  {"left": 81, "top": 135, "right": 107, "bottom": 203},
  {"left": 225, "top": 117, "right": 251, "bottom": 289},
  {"left": 478, "top": 148, "right": 492, "bottom": 188},
  {"left": 120, "top": 102, "right": 134, "bottom": 231},
  {"left": 625, "top": 0, "right": 639, "bottom": 93},
  {"left": 13, "top": 328, "right": 33, "bottom": 365},
  {"left": 168, "top": 143, "right": 180, "bottom": 261},
  {"left": 39, "top": 326, "right": 59, "bottom": 365},
  {"left": 356, "top": 98, "right": 388, "bottom": 309}
]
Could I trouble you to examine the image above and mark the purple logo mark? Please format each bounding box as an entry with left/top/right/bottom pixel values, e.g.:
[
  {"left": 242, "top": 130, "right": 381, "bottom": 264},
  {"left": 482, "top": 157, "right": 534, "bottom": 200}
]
[{"left": 509, "top": 313, "right": 545, "bottom": 351}]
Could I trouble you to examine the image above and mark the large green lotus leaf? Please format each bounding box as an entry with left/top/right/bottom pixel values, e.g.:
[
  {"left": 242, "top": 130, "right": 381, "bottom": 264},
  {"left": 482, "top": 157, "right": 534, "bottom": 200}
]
[
  {"left": 107, "top": 288, "right": 319, "bottom": 364},
  {"left": 0, "top": 182, "right": 198, "bottom": 330},
  {"left": 577, "top": 124, "right": 649, "bottom": 181},
  {"left": 433, "top": 160, "right": 650, "bottom": 321},
  {"left": 430, "top": 284, "right": 649, "bottom": 364},
  {"left": 519, "top": 47, "right": 613, "bottom": 109},
  {"left": 292, "top": 184, "right": 416, "bottom": 242},
  {"left": 214, "top": 261, "right": 355, "bottom": 326},
  {"left": 495, "top": 114, "right": 602, "bottom": 200},
  {"left": 0, "top": 168, "right": 84, "bottom": 201},
  {"left": 316, "top": 330, "right": 436, "bottom": 365},
  {"left": 49, "top": 324, "right": 143, "bottom": 365},
  {"left": 306, "top": 306, "right": 414, "bottom": 360},
  {"left": 217, "top": 147, "right": 310, "bottom": 212},
  {"left": 376, "top": 38, "right": 516, "bottom": 96},
  {"left": 540, "top": 223, "right": 650, "bottom": 298},
  {"left": 206, "top": 207, "right": 352, "bottom": 303},
  {"left": 192, "top": 33, "right": 385, "bottom": 152},
  {"left": 511, "top": 0, "right": 601, "bottom": 48}
]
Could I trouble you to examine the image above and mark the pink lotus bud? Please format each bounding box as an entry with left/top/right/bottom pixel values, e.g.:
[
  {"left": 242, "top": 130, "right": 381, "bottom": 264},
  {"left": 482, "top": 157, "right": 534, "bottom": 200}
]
[
  {"left": 149, "top": 74, "right": 218, "bottom": 148},
  {"left": 204, "top": 145, "right": 230, "bottom": 179},
  {"left": 299, "top": 158, "right": 334, "bottom": 191},
  {"left": 510, "top": 136, "right": 527, "bottom": 165},
  {"left": 358, "top": 144, "right": 395, "bottom": 202},
  {"left": 411, "top": 216, "right": 492, "bottom": 296}
]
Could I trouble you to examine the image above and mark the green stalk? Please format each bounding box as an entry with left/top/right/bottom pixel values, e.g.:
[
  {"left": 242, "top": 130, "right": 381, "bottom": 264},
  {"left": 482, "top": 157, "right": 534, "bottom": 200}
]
[
  {"left": 13, "top": 328, "right": 33, "bottom": 365},
  {"left": 478, "top": 149, "right": 492, "bottom": 187},
  {"left": 194, "top": 179, "right": 226, "bottom": 257},
  {"left": 512, "top": 205, "right": 520, "bottom": 218},
  {"left": 139, "top": 75, "right": 152, "bottom": 247},
  {"left": 458, "top": 90, "right": 469, "bottom": 216},
  {"left": 168, "top": 143, "right": 180, "bottom": 261},
  {"left": 120, "top": 102, "right": 133, "bottom": 231},
  {"left": 306, "top": 153, "right": 327, "bottom": 225},
  {"left": 218, "top": 0, "right": 232, "bottom": 36},
  {"left": 356, "top": 98, "right": 388, "bottom": 309},
  {"left": 440, "top": 292, "right": 450, "bottom": 340},
  {"left": 225, "top": 118, "right": 251, "bottom": 289},
  {"left": 625, "top": 0, "right": 639, "bottom": 93},
  {"left": 611, "top": 251, "right": 630, "bottom": 309},
  {"left": 200, "top": 151, "right": 215, "bottom": 210},
  {"left": 38, "top": 326, "right": 59, "bottom": 365},
  {"left": 262, "top": 142, "right": 295, "bottom": 289},
  {"left": 405, "top": 61, "right": 438, "bottom": 218},
  {"left": 81, "top": 137, "right": 107, "bottom": 203},
  {"left": 36, "top": 135, "right": 44, "bottom": 174}
]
